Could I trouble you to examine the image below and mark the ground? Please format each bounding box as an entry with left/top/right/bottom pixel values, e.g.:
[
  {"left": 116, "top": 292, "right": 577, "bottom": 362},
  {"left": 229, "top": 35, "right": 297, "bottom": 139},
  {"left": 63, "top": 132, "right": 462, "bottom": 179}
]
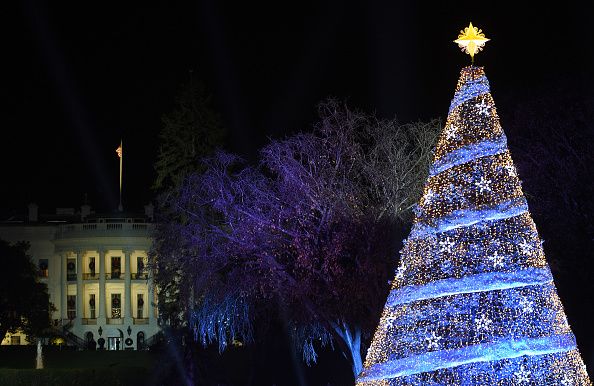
[{"left": 0, "top": 337, "right": 354, "bottom": 386}]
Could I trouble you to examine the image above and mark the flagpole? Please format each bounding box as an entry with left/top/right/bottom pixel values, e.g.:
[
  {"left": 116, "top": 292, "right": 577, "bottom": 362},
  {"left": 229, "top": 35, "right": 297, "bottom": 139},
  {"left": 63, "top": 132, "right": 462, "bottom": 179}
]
[{"left": 118, "top": 139, "right": 123, "bottom": 212}]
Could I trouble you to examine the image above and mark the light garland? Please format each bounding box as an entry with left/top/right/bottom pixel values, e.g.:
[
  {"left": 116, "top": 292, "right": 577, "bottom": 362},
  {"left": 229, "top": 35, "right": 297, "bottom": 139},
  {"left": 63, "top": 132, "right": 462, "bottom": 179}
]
[{"left": 356, "top": 66, "right": 592, "bottom": 384}]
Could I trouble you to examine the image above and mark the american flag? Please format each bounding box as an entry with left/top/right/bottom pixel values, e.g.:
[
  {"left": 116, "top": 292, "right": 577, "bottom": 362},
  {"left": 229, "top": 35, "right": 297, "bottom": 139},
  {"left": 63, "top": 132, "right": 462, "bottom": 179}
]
[{"left": 116, "top": 143, "right": 122, "bottom": 158}]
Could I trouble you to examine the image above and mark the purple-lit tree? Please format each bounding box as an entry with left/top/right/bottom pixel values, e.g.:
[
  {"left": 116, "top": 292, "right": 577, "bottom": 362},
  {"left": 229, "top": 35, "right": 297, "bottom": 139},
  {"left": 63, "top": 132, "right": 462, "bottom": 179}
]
[{"left": 152, "top": 99, "right": 440, "bottom": 378}]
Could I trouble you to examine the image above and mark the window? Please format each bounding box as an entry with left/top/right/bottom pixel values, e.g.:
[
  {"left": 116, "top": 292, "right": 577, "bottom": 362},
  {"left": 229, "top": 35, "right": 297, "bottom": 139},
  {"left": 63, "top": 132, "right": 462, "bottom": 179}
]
[
  {"left": 111, "top": 293, "right": 121, "bottom": 318},
  {"left": 137, "top": 331, "right": 145, "bottom": 350},
  {"left": 137, "top": 294, "right": 144, "bottom": 318},
  {"left": 67, "top": 258, "right": 76, "bottom": 281},
  {"left": 11, "top": 336, "right": 21, "bottom": 345},
  {"left": 111, "top": 257, "right": 121, "bottom": 279},
  {"left": 88, "top": 257, "right": 96, "bottom": 278},
  {"left": 67, "top": 295, "right": 76, "bottom": 319},
  {"left": 134, "top": 257, "right": 147, "bottom": 279},
  {"left": 38, "top": 259, "right": 48, "bottom": 277},
  {"left": 89, "top": 294, "right": 96, "bottom": 319}
]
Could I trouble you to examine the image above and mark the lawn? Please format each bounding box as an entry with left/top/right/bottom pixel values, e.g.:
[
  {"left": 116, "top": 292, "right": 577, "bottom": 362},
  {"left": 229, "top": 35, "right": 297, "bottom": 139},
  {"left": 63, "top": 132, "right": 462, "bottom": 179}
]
[
  {"left": 0, "top": 340, "right": 354, "bottom": 385},
  {"left": 0, "top": 346, "right": 155, "bottom": 369},
  {"left": 0, "top": 346, "right": 159, "bottom": 386}
]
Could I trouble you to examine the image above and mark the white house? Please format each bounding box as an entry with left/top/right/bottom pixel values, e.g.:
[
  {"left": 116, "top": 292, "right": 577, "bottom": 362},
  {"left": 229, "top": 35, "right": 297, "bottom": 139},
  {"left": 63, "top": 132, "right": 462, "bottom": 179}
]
[{"left": 0, "top": 202, "right": 160, "bottom": 350}]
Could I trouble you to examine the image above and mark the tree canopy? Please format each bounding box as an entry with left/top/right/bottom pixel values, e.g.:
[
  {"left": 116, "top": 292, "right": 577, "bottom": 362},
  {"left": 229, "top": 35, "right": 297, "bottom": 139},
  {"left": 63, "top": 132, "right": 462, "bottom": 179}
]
[
  {"left": 151, "top": 99, "right": 440, "bottom": 377},
  {"left": 151, "top": 74, "right": 227, "bottom": 332},
  {"left": 0, "top": 239, "right": 53, "bottom": 343},
  {"left": 153, "top": 75, "right": 226, "bottom": 192}
]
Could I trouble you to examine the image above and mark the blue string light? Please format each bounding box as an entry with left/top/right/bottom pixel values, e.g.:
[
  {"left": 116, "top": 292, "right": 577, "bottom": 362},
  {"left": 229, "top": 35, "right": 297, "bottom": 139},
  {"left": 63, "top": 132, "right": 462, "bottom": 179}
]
[{"left": 357, "top": 66, "right": 592, "bottom": 385}]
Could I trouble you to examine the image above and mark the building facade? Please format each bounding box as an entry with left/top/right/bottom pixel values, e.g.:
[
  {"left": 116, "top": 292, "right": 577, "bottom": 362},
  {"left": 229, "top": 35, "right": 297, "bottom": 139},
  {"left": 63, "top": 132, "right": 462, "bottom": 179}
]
[{"left": 0, "top": 203, "right": 160, "bottom": 350}]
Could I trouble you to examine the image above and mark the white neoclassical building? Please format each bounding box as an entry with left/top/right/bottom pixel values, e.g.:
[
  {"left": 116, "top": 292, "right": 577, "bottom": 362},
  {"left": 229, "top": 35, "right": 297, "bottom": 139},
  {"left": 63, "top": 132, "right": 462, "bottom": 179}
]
[{"left": 0, "top": 203, "right": 160, "bottom": 350}]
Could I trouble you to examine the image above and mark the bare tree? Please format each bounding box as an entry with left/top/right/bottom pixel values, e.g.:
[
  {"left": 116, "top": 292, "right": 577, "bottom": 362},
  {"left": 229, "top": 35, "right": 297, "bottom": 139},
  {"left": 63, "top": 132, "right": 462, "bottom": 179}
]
[{"left": 151, "top": 99, "right": 441, "bottom": 379}]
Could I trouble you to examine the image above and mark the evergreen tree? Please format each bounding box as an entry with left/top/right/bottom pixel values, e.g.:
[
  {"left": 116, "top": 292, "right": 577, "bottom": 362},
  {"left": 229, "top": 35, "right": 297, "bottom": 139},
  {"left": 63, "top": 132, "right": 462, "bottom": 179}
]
[
  {"left": 151, "top": 74, "right": 226, "bottom": 343},
  {"left": 150, "top": 74, "right": 227, "bottom": 384},
  {"left": 356, "top": 65, "right": 591, "bottom": 384},
  {"left": 153, "top": 74, "right": 226, "bottom": 191}
]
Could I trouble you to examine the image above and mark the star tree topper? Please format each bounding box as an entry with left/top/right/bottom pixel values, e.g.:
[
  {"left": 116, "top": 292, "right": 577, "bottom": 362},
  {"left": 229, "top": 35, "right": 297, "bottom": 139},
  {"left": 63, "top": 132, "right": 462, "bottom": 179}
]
[{"left": 454, "top": 22, "right": 490, "bottom": 63}]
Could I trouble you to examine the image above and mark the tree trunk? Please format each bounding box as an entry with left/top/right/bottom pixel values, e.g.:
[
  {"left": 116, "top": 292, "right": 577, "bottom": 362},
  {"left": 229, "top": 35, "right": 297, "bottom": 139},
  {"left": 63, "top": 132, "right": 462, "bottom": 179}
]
[{"left": 331, "top": 321, "right": 363, "bottom": 379}]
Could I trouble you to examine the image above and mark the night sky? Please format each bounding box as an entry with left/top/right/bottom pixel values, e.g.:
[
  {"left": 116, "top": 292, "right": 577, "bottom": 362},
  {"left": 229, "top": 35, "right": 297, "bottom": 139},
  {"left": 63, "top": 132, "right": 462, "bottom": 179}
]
[{"left": 6, "top": 2, "right": 594, "bottom": 214}]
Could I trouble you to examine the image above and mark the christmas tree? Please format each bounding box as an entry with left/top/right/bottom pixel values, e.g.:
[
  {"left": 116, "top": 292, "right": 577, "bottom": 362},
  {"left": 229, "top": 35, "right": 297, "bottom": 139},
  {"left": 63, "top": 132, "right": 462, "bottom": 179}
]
[{"left": 356, "top": 23, "right": 592, "bottom": 385}]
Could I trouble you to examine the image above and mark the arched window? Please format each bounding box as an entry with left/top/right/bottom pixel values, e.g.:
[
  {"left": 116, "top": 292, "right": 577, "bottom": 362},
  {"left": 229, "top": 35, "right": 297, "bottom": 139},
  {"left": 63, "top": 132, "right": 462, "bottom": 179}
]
[
  {"left": 85, "top": 332, "right": 96, "bottom": 350},
  {"left": 137, "top": 331, "right": 145, "bottom": 350}
]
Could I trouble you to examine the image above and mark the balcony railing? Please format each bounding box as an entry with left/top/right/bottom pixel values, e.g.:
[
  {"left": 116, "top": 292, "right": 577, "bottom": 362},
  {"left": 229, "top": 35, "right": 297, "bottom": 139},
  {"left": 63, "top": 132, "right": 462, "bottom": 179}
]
[
  {"left": 67, "top": 273, "right": 77, "bottom": 281},
  {"left": 83, "top": 273, "right": 100, "bottom": 280},
  {"left": 81, "top": 318, "right": 97, "bottom": 325},
  {"left": 106, "top": 273, "right": 124, "bottom": 280},
  {"left": 131, "top": 272, "right": 149, "bottom": 280},
  {"left": 133, "top": 318, "right": 149, "bottom": 325},
  {"left": 56, "top": 222, "right": 153, "bottom": 239},
  {"left": 107, "top": 318, "right": 123, "bottom": 325}
]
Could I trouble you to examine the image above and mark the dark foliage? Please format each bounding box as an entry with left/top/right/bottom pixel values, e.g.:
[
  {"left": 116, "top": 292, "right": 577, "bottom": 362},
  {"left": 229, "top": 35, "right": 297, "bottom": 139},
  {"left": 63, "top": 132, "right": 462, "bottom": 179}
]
[
  {"left": 153, "top": 76, "right": 226, "bottom": 192},
  {"left": 0, "top": 239, "right": 53, "bottom": 343}
]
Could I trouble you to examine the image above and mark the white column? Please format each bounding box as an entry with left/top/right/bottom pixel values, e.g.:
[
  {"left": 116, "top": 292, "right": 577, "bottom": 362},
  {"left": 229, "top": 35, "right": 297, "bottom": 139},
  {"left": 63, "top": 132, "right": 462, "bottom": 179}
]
[
  {"left": 76, "top": 250, "right": 84, "bottom": 322},
  {"left": 124, "top": 250, "right": 132, "bottom": 323},
  {"left": 98, "top": 249, "right": 106, "bottom": 324},
  {"left": 61, "top": 253, "right": 67, "bottom": 322}
]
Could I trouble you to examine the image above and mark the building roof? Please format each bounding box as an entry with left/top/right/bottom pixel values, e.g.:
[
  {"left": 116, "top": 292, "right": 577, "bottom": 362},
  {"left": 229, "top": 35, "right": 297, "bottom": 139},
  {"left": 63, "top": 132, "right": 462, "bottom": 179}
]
[{"left": 0, "top": 204, "right": 153, "bottom": 225}]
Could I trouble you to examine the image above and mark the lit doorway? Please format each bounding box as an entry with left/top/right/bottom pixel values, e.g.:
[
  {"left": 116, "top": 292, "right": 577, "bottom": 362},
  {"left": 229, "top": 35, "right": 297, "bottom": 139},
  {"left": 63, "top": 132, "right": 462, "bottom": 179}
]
[{"left": 107, "top": 337, "right": 121, "bottom": 350}]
